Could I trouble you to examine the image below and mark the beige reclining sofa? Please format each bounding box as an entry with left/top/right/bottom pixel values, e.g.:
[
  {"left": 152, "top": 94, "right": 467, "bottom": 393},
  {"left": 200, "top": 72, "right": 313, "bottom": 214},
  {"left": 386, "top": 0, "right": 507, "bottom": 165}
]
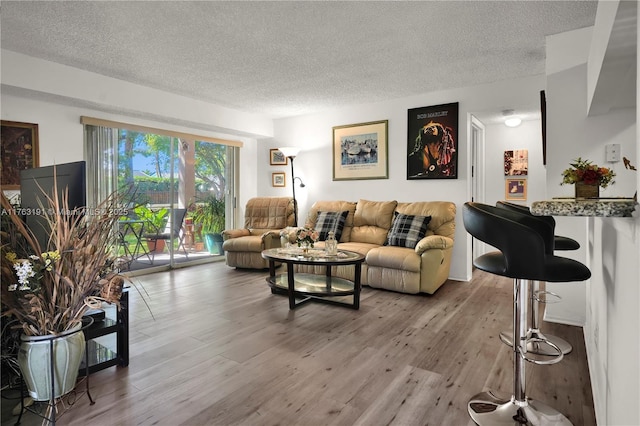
[
  {"left": 222, "top": 197, "right": 295, "bottom": 269},
  {"left": 289, "top": 199, "right": 456, "bottom": 294}
]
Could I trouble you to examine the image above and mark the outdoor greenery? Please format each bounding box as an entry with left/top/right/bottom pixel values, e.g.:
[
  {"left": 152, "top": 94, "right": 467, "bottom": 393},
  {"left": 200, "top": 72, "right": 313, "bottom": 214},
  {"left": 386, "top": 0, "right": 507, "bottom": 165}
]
[
  {"left": 118, "top": 130, "right": 227, "bottom": 201},
  {"left": 115, "top": 129, "right": 229, "bottom": 254},
  {"left": 191, "top": 195, "right": 225, "bottom": 234},
  {"left": 133, "top": 205, "right": 168, "bottom": 231}
]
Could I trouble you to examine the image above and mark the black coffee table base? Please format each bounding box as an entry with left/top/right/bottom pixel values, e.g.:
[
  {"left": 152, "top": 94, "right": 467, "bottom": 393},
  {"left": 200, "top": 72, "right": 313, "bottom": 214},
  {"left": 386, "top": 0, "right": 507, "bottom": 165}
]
[{"left": 267, "top": 272, "right": 361, "bottom": 310}]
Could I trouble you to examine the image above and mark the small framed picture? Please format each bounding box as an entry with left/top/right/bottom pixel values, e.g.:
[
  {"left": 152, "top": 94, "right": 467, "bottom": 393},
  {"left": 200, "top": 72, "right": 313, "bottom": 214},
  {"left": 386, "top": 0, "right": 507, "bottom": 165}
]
[
  {"left": 504, "top": 149, "right": 528, "bottom": 176},
  {"left": 272, "top": 172, "right": 286, "bottom": 187},
  {"left": 505, "top": 178, "right": 527, "bottom": 201},
  {"left": 270, "top": 149, "right": 288, "bottom": 166}
]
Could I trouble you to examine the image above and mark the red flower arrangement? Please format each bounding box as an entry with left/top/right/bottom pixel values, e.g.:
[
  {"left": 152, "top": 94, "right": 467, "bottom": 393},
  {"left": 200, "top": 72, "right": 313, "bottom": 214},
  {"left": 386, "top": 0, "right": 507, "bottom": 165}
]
[{"left": 561, "top": 158, "right": 615, "bottom": 188}]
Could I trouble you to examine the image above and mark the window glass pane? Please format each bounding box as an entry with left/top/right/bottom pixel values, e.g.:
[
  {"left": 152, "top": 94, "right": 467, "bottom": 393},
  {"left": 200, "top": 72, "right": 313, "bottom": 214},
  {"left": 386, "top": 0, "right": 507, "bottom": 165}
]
[{"left": 85, "top": 124, "right": 237, "bottom": 273}]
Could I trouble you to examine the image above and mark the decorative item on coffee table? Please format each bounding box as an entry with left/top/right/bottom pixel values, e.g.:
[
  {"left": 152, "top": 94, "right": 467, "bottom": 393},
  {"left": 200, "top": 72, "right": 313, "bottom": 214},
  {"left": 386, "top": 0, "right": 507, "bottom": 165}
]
[
  {"left": 325, "top": 231, "right": 338, "bottom": 256},
  {"left": 561, "top": 157, "right": 615, "bottom": 198},
  {"left": 295, "top": 227, "right": 319, "bottom": 253}
]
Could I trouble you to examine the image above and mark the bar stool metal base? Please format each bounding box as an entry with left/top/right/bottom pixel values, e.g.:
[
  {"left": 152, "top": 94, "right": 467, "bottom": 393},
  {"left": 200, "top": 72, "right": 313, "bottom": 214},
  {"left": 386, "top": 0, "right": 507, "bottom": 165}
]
[
  {"left": 468, "top": 391, "right": 573, "bottom": 425},
  {"left": 499, "top": 330, "right": 573, "bottom": 356}
]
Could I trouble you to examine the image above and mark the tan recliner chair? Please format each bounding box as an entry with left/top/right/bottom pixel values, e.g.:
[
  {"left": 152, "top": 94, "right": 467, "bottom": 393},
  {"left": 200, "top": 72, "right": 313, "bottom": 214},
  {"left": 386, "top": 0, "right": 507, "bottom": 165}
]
[{"left": 222, "top": 197, "right": 295, "bottom": 269}]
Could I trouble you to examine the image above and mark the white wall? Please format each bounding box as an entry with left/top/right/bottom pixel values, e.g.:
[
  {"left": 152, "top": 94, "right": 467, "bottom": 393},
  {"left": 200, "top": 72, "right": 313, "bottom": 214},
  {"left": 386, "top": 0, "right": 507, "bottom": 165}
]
[
  {"left": 545, "top": 10, "right": 639, "bottom": 425},
  {"left": 586, "top": 217, "right": 639, "bottom": 426},
  {"left": 533, "top": 16, "right": 639, "bottom": 422},
  {"left": 483, "top": 119, "right": 546, "bottom": 208},
  {"left": 544, "top": 62, "right": 636, "bottom": 328},
  {"left": 265, "top": 75, "right": 546, "bottom": 282}
]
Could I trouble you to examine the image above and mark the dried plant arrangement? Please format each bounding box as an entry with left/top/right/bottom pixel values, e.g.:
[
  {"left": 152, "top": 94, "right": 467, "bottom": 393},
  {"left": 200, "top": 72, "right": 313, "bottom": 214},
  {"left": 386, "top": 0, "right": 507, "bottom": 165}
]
[{"left": 1, "top": 179, "right": 151, "bottom": 336}]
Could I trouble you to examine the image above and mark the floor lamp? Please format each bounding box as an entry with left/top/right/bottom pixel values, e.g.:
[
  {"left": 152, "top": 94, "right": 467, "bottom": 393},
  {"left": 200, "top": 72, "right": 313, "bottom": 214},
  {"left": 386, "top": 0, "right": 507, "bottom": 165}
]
[{"left": 278, "top": 147, "right": 304, "bottom": 226}]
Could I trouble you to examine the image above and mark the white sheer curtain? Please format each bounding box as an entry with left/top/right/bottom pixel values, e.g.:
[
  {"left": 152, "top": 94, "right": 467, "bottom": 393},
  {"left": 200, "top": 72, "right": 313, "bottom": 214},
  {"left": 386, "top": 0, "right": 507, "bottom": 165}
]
[{"left": 84, "top": 125, "right": 118, "bottom": 208}]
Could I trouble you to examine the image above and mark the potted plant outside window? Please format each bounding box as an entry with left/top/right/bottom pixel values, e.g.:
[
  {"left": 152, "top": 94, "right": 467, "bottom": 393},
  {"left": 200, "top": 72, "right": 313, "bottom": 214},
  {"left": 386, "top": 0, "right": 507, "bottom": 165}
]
[
  {"left": 191, "top": 195, "right": 225, "bottom": 255},
  {"left": 134, "top": 205, "right": 168, "bottom": 252}
]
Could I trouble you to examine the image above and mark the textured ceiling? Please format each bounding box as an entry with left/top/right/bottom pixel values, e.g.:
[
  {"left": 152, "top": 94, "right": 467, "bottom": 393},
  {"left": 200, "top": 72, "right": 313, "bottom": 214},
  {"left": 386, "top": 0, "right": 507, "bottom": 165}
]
[{"left": 1, "top": 1, "right": 598, "bottom": 120}]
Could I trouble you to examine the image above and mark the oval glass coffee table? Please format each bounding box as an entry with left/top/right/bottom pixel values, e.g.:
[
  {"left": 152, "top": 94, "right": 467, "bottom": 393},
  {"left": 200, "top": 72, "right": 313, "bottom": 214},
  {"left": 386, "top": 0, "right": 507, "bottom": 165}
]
[{"left": 261, "top": 247, "right": 365, "bottom": 310}]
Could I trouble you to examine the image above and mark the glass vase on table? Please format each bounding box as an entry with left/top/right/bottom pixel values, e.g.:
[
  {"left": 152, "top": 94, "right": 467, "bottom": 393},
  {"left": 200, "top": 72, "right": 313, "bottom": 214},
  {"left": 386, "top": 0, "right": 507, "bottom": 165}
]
[
  {"left": 300, "top": 242, "right": 310, "bottom": 255},
  {"left": 325, "top": 231, "right": 338, "bottom": 256}
]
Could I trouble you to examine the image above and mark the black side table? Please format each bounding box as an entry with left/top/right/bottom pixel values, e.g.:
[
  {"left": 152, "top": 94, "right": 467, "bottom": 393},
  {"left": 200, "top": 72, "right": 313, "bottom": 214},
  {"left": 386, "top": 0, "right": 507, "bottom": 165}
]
[{"left": 80, "top": 289, "right": 129, "bottom": 376}]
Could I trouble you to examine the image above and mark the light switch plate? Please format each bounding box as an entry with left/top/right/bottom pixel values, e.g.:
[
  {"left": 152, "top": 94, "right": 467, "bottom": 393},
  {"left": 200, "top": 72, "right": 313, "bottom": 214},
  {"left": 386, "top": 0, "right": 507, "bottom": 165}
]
[{"left": 605, "top": 143, "right": 621, "bottom": 162}]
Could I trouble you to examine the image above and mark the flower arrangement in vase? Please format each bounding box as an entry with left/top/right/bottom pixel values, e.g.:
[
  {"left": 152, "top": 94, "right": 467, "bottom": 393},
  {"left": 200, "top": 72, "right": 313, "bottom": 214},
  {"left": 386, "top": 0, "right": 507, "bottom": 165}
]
[
  {"left": 1, "top": 191, "right": 128, "bottom": 337},
  {"left": 561, "top": 157, "right": 615, "bottom": 198},
  {"left": 295, "top": 227, "right": 319, "bottom": 250},
  {"left": 1, "top": 180, "right": 151, "bottom": 400}
]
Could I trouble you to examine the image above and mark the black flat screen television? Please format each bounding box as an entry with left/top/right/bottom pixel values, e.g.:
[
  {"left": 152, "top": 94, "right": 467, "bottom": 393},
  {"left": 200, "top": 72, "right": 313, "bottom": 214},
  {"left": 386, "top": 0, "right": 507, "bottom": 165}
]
[{"left": 19, "top": 161, "right": 87, "bottom": 251}]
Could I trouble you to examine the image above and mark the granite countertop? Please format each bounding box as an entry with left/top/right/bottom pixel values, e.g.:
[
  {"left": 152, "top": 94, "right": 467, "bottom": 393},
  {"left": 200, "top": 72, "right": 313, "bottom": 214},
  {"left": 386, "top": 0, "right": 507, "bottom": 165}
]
[{"left": 531, "top": 198, "right": 638, "bottom": 217}]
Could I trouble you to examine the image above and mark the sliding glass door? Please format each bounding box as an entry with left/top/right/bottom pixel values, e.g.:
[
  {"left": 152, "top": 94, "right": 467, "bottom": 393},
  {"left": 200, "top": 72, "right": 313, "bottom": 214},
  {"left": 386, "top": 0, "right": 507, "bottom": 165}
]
[{"left": 84, "top": 121, "right": 237, "bottom": 273}]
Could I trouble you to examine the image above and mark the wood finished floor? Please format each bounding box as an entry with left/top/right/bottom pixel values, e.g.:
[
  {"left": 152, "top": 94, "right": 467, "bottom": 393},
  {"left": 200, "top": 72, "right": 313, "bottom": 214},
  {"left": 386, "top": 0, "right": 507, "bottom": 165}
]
[{"left": 6, "top": 262, "right": 595, "bottom": 426}]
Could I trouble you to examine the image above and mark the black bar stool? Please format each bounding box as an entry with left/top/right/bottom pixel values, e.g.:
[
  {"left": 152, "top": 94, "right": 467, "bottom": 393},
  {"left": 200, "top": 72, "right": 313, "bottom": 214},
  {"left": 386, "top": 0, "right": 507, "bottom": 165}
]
[
  {"left": 463, "top": 202, "right": 591, "bottom": 425},
  {"left": 496, "top": 201, "right": 580, "bottom": 356}
]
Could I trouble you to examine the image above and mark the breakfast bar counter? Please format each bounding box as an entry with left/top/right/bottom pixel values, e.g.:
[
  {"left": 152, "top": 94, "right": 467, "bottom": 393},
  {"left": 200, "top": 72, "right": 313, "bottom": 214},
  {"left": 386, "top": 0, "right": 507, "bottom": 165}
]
[{"left": 531, "top": 198, "right": 637, "bottom": 217}]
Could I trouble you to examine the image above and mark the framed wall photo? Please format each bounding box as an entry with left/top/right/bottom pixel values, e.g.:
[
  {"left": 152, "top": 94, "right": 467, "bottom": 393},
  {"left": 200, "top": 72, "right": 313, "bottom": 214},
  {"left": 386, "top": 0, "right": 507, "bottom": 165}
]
[
  {"left": 1, "top": 120, "right": 39, "bottom": 189},
  {"left": 272, "top": 172, "right": 286, "bottom": 187},
  {"left": 407, "top": 102, "right": 458, "bottom": 179},
  {"left": 332, "top": 120, "right": 388, "bottom": 181},
  {"left": 269, "top": 149, "right": 288, "bottom": 166},
  {"left": 505, "top": 178, "right": 527, "bottom": 201},
  {"left": 504, "top": 149, "right": 528, "bottom": 176}
]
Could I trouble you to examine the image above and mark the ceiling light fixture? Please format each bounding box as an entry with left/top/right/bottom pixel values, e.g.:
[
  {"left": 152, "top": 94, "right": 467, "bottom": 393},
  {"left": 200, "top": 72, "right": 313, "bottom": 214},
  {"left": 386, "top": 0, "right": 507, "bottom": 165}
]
[{"left": 502, "top": 109, "right": 522, "bottom": 127}]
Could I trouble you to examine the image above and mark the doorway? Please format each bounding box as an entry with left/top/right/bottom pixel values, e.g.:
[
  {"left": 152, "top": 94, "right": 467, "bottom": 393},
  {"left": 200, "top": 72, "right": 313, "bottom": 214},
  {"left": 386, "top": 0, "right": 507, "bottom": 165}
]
[
  {"left": 84, "top": 121, "right": 238, "bottom": 274},
  {"left": 470, "top": 114, "right": 487, "bottom": 263}
]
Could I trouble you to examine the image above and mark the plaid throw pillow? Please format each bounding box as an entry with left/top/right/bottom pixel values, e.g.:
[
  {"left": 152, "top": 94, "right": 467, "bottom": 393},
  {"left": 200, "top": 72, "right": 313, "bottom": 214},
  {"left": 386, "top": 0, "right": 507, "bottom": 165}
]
[
  {"left": 314, "top": 210, "right": 349, "bottom": 241},
  {"left": 386, "top": 212, "right": 432, "bottom": 249}
]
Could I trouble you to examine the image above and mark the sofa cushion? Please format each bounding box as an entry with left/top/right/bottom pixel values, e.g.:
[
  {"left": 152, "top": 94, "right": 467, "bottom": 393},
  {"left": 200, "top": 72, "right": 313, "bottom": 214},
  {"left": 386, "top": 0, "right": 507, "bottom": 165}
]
[
  {"left": 305, "top": 201, "right": 357, "bottom": 242},
  {"left": 244, "top": 197, "right": 294, "bottom": 230},
  {"left": 336, "top": 241, "right": 380, "bottom": 258},
  {"left": 223, "top": 235, "right": 264, "bottom": 252},
  {"left": 314, "top": 210, "right": 349, "bottom": 241},
  {"left": 386, "top": 212, "right": 431, "bottom": 249},
  {"left": 351, "top": 199, "right": 397, "bottom": 245},
  {"left": 396, "top": 201, "right": 456, "bottom": 240}
]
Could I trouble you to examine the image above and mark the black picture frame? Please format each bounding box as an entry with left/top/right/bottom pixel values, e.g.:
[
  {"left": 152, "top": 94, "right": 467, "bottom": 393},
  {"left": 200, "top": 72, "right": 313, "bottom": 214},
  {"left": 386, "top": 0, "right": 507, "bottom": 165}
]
[
  {"left": 407, "top": 102, "right": 458, "bottom": 179},
  {"left": 540, "top": 90, "right": 547, "bottom": 166}
]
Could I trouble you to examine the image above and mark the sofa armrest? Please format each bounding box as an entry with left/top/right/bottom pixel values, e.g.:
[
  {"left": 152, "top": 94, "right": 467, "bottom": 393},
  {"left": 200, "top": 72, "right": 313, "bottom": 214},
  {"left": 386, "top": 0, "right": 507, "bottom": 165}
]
[
  {"left": 222, "top": 228, "right": 250, "bottom": 240},
  {"left": 261, "top": 230, "right": 283, "bottom": 249},
  {"left": 278, "top": 226, "right": 301, "bottom": 243},
  {"left": 415, "top": 235, "right": 454, "bottom": 255},
  {"left": 262, "top": 230, "right": 280, "bottom": 238}
]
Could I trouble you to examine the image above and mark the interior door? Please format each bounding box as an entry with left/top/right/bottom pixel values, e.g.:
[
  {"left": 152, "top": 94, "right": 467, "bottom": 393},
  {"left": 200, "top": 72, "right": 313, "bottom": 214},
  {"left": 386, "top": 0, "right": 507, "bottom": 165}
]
[{"left": 470, "top": 115, "right": 487, "bottom": 262}]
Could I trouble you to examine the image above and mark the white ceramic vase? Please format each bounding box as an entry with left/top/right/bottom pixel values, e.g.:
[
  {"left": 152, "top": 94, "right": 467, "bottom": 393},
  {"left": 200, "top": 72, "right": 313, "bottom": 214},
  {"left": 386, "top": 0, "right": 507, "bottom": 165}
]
[{"left": 17, "top": 323, "right": 85, "bottom": 401}]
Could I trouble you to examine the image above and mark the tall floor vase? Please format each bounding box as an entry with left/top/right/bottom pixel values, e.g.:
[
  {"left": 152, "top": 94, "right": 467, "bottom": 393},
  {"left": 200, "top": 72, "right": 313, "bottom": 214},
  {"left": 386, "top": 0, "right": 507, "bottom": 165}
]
[{"left": 17, "top": 323, "right": 85, "bottom": 401}]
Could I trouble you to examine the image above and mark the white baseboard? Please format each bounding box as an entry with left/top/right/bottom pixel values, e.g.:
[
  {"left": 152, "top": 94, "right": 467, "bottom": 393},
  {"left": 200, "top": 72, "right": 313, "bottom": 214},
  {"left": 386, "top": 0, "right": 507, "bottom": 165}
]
[{"left": 542, "top": 312, "right": 585, "bottom": 328}]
